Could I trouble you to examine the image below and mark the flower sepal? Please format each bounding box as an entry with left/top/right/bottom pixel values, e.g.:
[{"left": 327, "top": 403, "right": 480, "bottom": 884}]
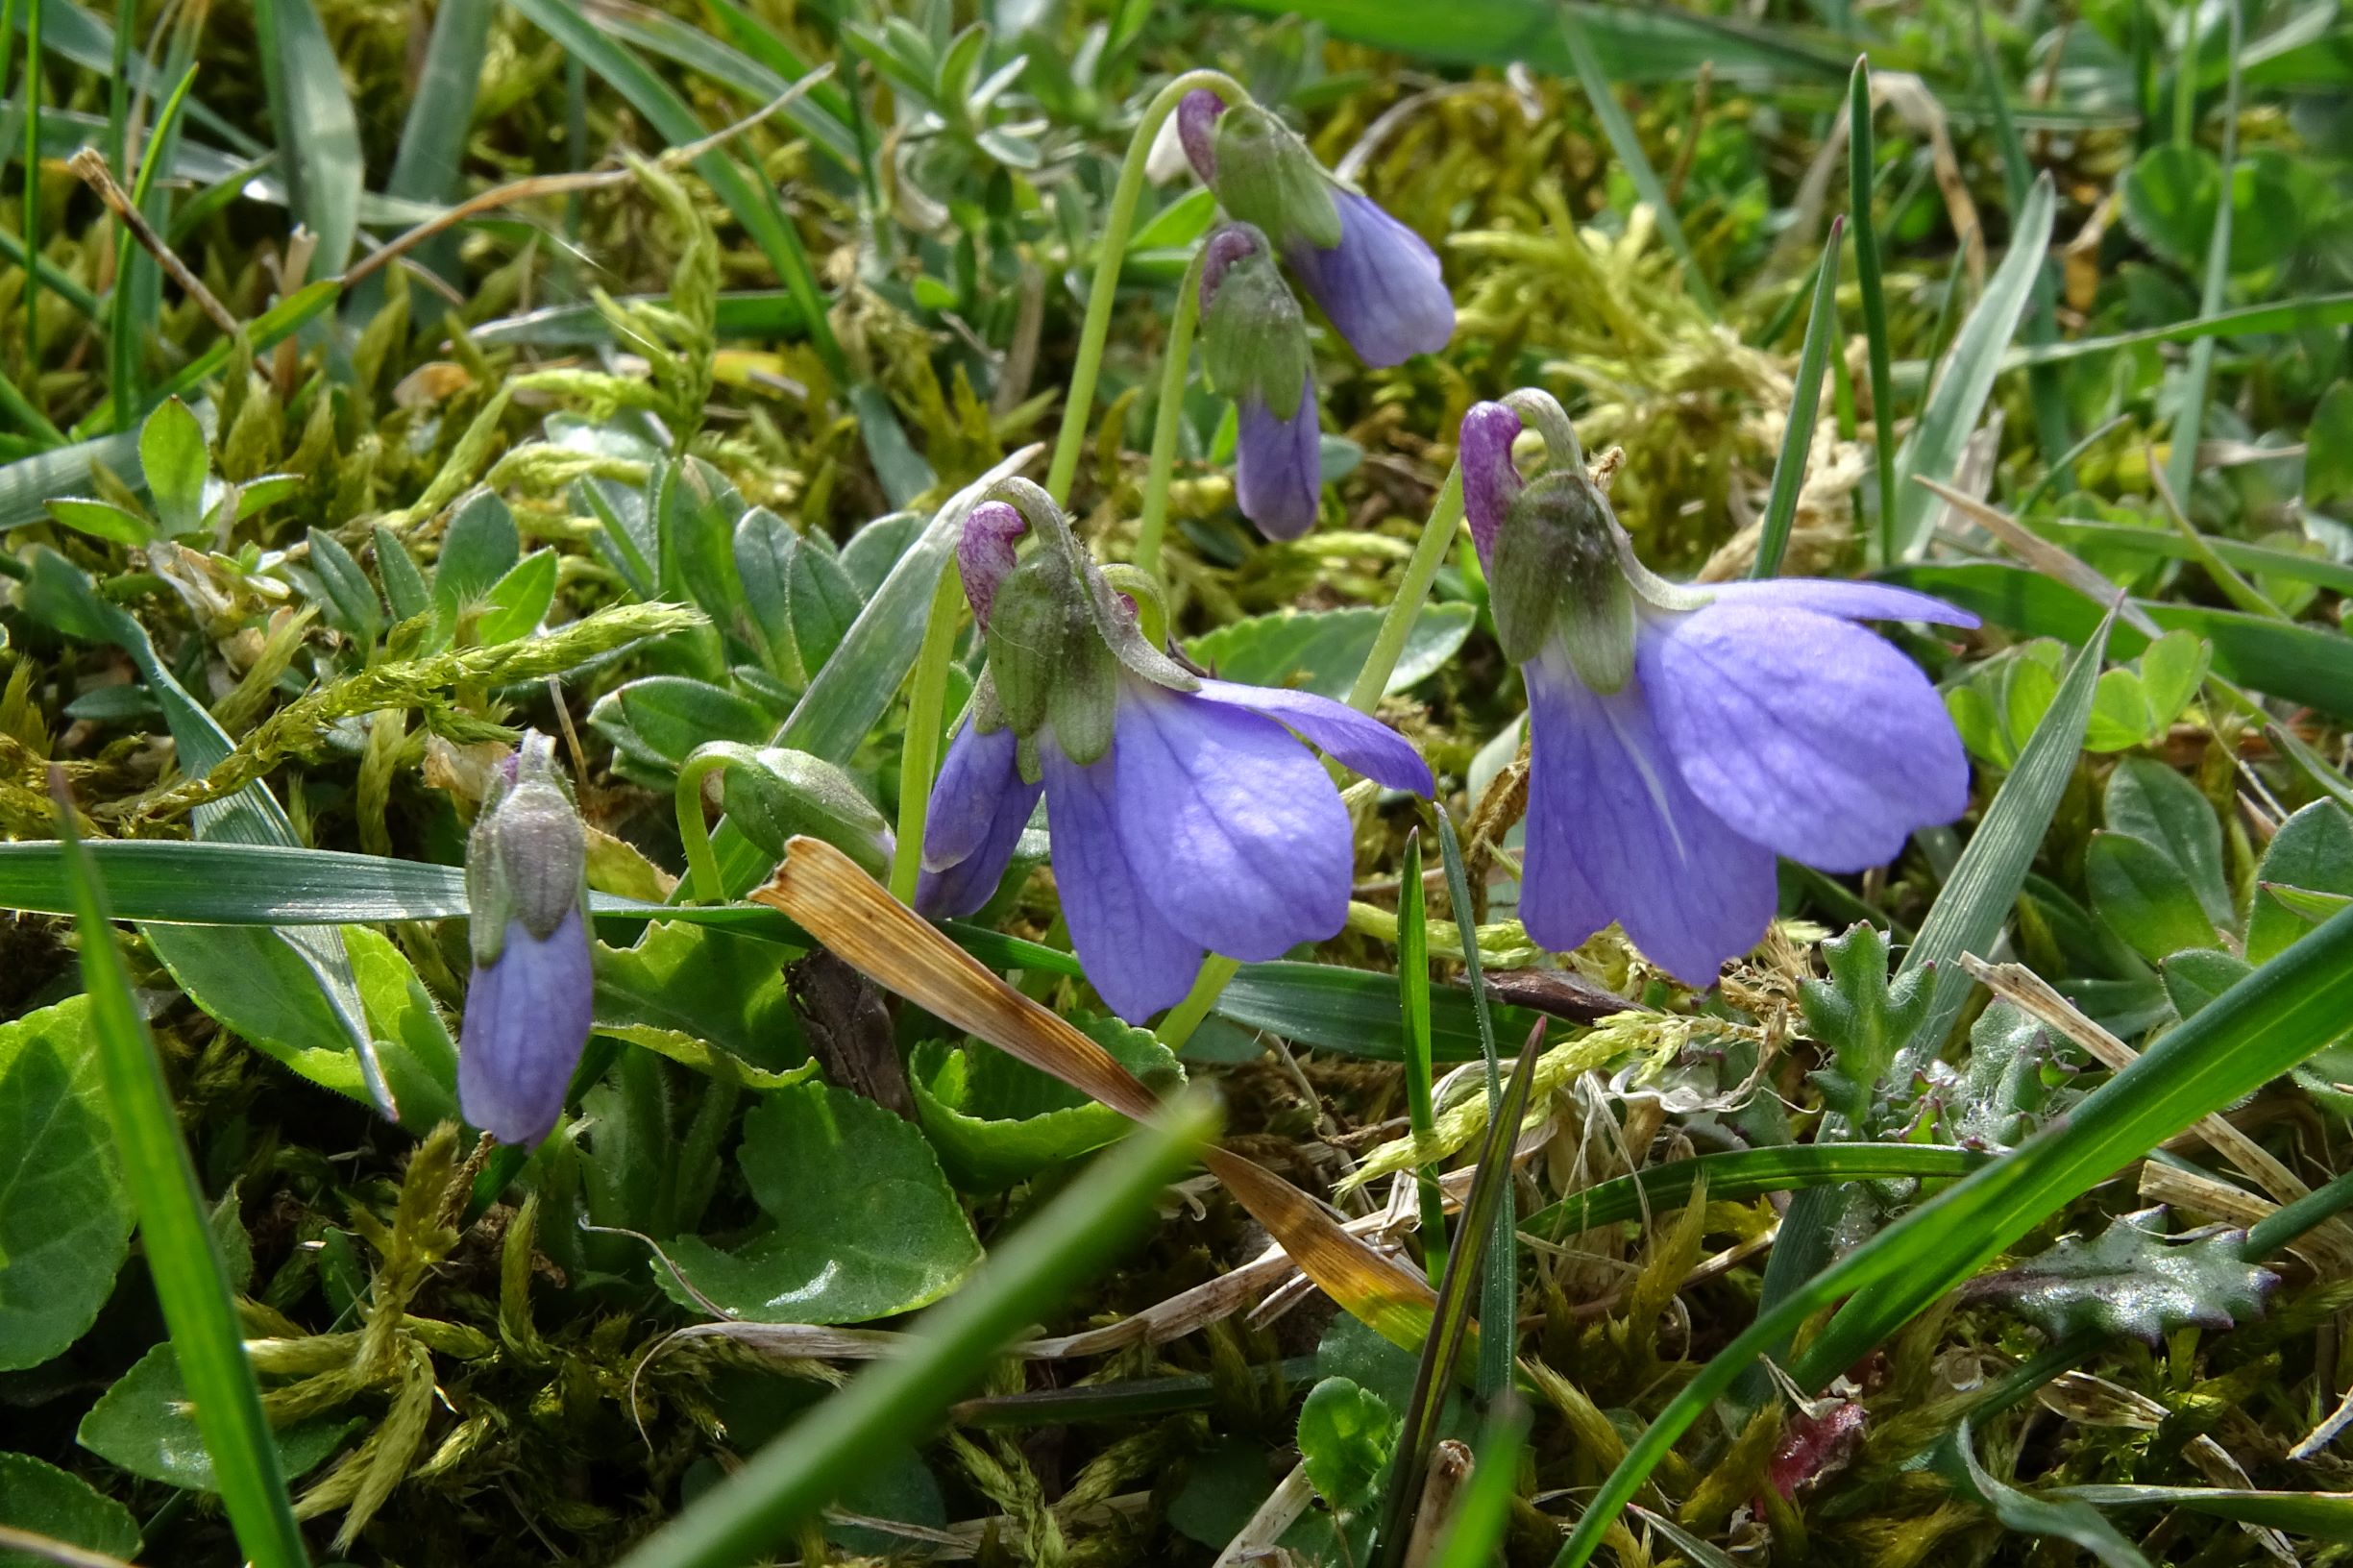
[
  {"left": 1200, "top": 226, "right": 1310, "bottom": 420},
  {"left": 1491, "top": 470, "right": 1636, "bottom": 692},
  {"left": 1207, "top": 101, "right": 1342, "bottom": 252},
  {"left": 465, "top": 731, "right": 588, "bottom": 968}
]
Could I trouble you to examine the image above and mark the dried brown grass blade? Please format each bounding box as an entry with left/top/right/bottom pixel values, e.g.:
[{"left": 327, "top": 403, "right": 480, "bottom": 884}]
[{"left": 758, "top": 836, "right": 1445, "bottom": 1350}]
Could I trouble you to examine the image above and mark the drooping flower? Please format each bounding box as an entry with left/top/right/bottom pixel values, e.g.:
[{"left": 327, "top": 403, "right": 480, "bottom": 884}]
[
  {"left": 1199, "top": 223, "right": 1320, "bottom": 539},
  {"left": 1179, "top": 90, "right": 1453, "bottom": 368},
  {"left": 460, "top": 730, "right": 594, "bottom": 1144},
  {"left": 1458, "top": 396, "right": 1979, "bottom": 985},
  {"left": 918, "top": 486, "right": 1435, "bottom": 1020}
]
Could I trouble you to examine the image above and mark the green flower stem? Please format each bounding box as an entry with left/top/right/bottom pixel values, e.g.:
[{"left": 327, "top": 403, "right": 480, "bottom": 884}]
[
  {"left": 1156, "top": 954, "right": 1238, "bottom": 1050},
  {"left": 1133, "top": 245, "right": 1210, "bottom": 577},
  {"left": 1043, "top": 68, "right": 1240, "bottom": 507},
  {"left": 890, "top": 564, "right": 968, "bottom": 905},
  {"left": 1158, "top": 471, "right": 1465, "bottom": 1049},
  {"left": 1345, "top": 462, "right": 1464, "bottom": 714},
  {"left": 674, "top": 748, "right": 737, "bottom": 903}
]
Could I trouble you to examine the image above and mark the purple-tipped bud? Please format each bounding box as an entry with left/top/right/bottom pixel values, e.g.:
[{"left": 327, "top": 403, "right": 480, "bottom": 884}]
[
  {"left": 1177, "top": 89, "right": 1224, "bottom": 184},
  {"left": 1458, "top": 402, "right": 1524, "bottom": 570},
  {"left": 1200, "top": 223, "right": 1319, "bottom": 539},
  {"left": 460, "top": 732, "right": 591, "bottom": 1145},
  {"left": 1285, "top": 191, "right": 1455, "bottom": 368},
  {"left": 958, "top": 501, "right": 1027, "bottom": 631}
]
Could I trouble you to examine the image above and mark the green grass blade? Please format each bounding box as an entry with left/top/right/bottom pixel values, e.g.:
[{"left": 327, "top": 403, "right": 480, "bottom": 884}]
[
  {"left": 1752, "top": 215, "right": 1842, "bottom": 578},
  {"left": 1751, "top": 604, "right": 2113, "bottom": 1392},
  {"left": 49, "top": 791, "right": 309, "bottom": 1568},
  {"left": 1520, "top": 1144, "right": 1989, "bottom": 1240},
  {"left": 1552, "top": 899, "right": 2353, "bottom": 1568},
  {"left": 1434, "top": 813, "right": 1514, "bottom": 1401},
  {"left": 1849, "top": 58, "right": 1898, "bottom": 564},
  {"left": 1556, "top": 6, "right": 1715, "bottom": 316},
  {"left": 19, "top": 0, "right": 38, "bottom": 385},
  {"left": 1892, "top": 173, "right": 2054, "bottom": 556},
  {"left": 350, "top": 0, "right": 492, "bottom": 310},
  {"left": 506, "top": 0, "right": 844, "bottom": 379},
  {"left": 613, "top": 1092, "right": 1220, "bottom": 1568},
  {"left": 75, "top": 278, "right": 339, "bottom": 435},
  {"left": 597, "top": 0, "right": 858, "bottom": 169},
  {"left": 1398, "top": 829, "right": 1449, "bottom": 1284},
  {"left": 2165, "top": 0, "right": 2243, "bottom": 507},
  {"left": 1971, "top": 0, "right": 2072, "bottom": 484},
  {"left": 1998, "top": 293, "right": 2353, "bottom": 367},
  {"left": 250, "top": 0, "right": 362, "bottom": 279},
  {"left": 1897, "top": 603, "right": 2116, "bottom": 1063},
  {"left": 1376, "top": 1039, "right": 1538, "bottom": 1566}
]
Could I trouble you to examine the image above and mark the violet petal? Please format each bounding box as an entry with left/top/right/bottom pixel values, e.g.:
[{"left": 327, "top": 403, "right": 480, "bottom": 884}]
[
  {"left": 917, "top": 722, "right": 1042, "bottom": 919},
  {"left": 1234, "top": 387, "right": 1323, "bottom": 540},
  {"left": 1640, "top": 601, "right": 1971, "bottom": 872},
  {"left": 1522, "top": 653, "right": 1777, "bottom": 984},
  {"left": 1285, "top": 190, "right": 1454, "bottom": 368},
  {"left": 1702, "top": 577, "right": 1979, "bottom": 628},
  {"left": 1042, "top": 742, "right": 1207, "bottom": 1022},
  {"left": 957, "top": 501, "right": 1027, "bottom": 631},
  {"left": 1191, "top": 678, "right": 1434, "bottom": 796},
  {"left": 1458, "top": 401, "right": 1524, "bottom": 571},
  {"left": 1110, "top": 686, "right": 1354, "bottom": 963},
  {"left": 458, "top": 909, "right": 594, "bottom": 1146}
]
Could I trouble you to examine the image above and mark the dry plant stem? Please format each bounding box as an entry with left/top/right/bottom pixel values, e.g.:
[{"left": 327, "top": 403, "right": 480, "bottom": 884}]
[
  {"left": 67, "top": 148, "right": 237, "bottom": 334},
  {"left": 1133, "top": 245, "right": 1210, "bottom": 578},
  {"left": 1043, "top": 68, "right": 1242, "bottom": 505}
]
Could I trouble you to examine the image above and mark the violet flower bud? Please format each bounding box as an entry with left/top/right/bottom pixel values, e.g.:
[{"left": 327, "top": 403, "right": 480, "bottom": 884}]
[
  {"left": 460, "top": 730, "right": 592, "bottom": 1145},
  {"left": 1180, "top": 94, "right": 1453, "bottom": 368},
  {"left": 1200, "top": 224, "right": 1320, "bottom": 540}
]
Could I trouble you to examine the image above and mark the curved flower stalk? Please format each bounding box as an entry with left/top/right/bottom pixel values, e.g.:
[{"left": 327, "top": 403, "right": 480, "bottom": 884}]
[
  {"left": 917, "top": 482, "right": 1435, "bottom": 1020},
  {"left": 1459, "top": 393, "right": 1978, "bottom": 985},
  {"left": 460, "top": 730, "right": 593, "bottom": 1145},
  {"left": 1199, "top": 223, "right": 1320, "bottom": 538},
  {"left": 1178, "top": 89, "right": 1453, "bottom": 369}
]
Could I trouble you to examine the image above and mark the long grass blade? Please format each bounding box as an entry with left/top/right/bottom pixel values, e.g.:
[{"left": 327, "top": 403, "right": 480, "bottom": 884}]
[
  {"left": 2164, "top": 0, "right": 2243, "bottom": 507},
  {"left": 1376, "top": 1034, "right": 1539, "bottom": 1566},
  {"left": 109, "top": 61, "right": 198, "bottom": 429},
  {"left": 1849, "top": 58, "right": 1899, "bottom": 563},
  {"left": 1398, "top": 829, "right": 1449, "bottom": 1283},
  {"left": 1520, "top": 1143, "right": 1988, "bottom": 1240},
  {"left": 613, "top": 1092, "right": 1220, "bottom": 1568},
  {"left": 1971, "top": 0, "right": 2072, "bottom": 483},
  {"left": 1551, "top": 898, "right": 2353, "bottom": 1568},
  {"left": 48, "top": 783, "right": 309, "bottom": 1568},
  {"left": 1556, "top": 7, "right": 1715, "bottom": 315},
  {"left": 250, "top": 0, "right": 362, "bottom": 278},
  {"left": 1893, "top": 173, "right": 2055, "bottom": 556},
  {"left": 1752, "top": 215, "right": 1842, "bottom": 578},
  {"left": 1434, "top": 813, "right": 1514, "bottom": 1401},
  {"left": 350, "top": 0, "right": 492, "bottom": 311}
]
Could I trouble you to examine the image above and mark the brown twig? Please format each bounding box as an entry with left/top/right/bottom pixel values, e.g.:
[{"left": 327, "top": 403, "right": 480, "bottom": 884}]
[{"left": 67, "top": 146, "right": 239, "bottom": 335}]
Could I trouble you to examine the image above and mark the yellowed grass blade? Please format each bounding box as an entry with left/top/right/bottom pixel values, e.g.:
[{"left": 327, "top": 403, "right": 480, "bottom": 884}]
[{"left": 756, "top": 836, "right": 1448, "bottom": 1354}]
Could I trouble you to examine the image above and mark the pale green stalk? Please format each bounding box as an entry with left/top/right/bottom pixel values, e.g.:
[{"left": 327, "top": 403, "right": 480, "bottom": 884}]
[
  {"left": 1133, "top": 246, "right": 1210, "bottom": 577},
  {"left": 673, "top": 749, "right": 736, "bottom": 903},
  {"left": 1345, "top": 464, "right": 1464, "bottom": 714},
  {"left": 890, "top": 565, "right": 968, "bottom": 905},
  {"left": 1160, "top": 465, "right": 1465, "bottom": 1048},
  {"left": 1043, "top": 69, "right": 1239, "bottom": 505}
]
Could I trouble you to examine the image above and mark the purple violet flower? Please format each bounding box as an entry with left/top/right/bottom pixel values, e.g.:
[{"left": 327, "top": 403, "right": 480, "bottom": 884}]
[
  {"left": 1179, "top": 90, "right": 1453, "bottom": 369},
  {"left": 918, "top": 490, "right": 1435, "bottom": 1020},
  {"left": 1200, "top": 224, "right": 1320, "bottom": 539},
  {"left": 1459, "top": 398, "right": 1979, "bottom": 985},
  {"left": 459, "top": 731, "right": 594, "bottom": 1144}
]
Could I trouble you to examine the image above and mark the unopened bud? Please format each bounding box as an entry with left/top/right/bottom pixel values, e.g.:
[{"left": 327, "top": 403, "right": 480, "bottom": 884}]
[
  {"left": 466, "top": 731, "right": 587, "bottom": 967},
  {"left": 700, "top": 743, "right": 895, "bottom": 878},
  {"left": 1207, "top": 101, "right": 1342, "bottom": 252}
]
